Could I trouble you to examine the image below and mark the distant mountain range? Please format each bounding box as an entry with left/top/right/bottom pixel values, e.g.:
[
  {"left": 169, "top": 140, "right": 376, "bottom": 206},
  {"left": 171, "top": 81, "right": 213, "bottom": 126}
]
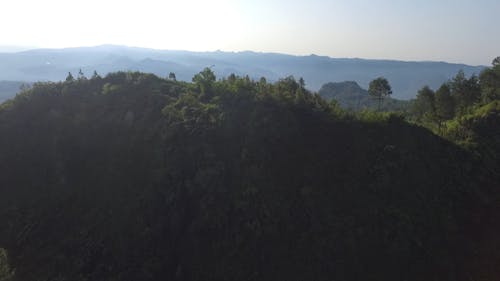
[{"left": 0, "top": 45, "right": 485, "bottom": 100}]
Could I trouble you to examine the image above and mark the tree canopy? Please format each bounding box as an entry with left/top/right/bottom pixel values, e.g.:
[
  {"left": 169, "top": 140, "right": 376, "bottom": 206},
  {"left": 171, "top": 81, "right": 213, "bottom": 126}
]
[
  {"left": 0, "top": 65, "right": 498, "bottom": 281},
  {"left": 368, "top": 77, "right": 392, "bottom": 110}
]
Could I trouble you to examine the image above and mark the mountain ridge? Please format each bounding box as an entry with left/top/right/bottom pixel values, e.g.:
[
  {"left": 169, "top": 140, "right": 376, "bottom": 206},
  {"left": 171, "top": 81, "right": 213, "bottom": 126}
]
[
  {"left": 20, "top": 44, "right": 482, "bottom": 66},
  {"left": 0, "top": 45, "right": 485, "bottom": 100}
]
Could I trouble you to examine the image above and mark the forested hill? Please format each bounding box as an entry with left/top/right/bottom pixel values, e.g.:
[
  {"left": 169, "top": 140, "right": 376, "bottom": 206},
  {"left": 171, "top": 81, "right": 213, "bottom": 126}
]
[
  {"left": 0, "top": 70, "right": 499, "bottom": 281},
  {"left": 318, "top": 81, "right": 410, "bottom": 111},
  {"left": 0, "top": 45, "right": 484, "bottom": 100}
]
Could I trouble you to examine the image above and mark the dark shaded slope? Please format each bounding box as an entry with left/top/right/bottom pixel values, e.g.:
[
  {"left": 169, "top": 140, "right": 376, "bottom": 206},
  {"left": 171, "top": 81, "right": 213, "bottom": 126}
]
[{"left": 0, "top": 72, "right": 498, "bottom": 281}]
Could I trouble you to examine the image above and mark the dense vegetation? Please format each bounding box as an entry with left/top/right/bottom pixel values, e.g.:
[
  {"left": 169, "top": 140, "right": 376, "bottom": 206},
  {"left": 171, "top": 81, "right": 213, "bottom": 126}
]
[
  {"left": 412, "top": 57, "right": 500, "bottom": 136},
  {"left": 0, "top": 62, "right": 499, "bottom": 281}
]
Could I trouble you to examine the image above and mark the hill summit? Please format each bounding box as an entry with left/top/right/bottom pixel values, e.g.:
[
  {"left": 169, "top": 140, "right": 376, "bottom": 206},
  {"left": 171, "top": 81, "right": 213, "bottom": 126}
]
[
  {"left": 0, "top": 69, "right": 498, "bottom": 281},
  {"left": 318, "top": 81, "right": 410, "bottom": 111}
]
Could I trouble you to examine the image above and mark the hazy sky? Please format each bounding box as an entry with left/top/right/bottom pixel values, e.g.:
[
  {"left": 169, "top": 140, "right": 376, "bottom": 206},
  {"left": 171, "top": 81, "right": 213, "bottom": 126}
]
[{"left": 1, "top": 0, "right": 498, "bottom": 65}]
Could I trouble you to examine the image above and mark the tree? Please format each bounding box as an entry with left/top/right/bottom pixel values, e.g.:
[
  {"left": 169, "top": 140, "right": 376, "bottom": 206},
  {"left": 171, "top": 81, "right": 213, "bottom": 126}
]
[
  {"left": 299, "top": 77, "right": 305, "bottom": 89},
  {"left": 368, "top": 77, "right": 392, "bottom": 110},
  {"left": 192, "top": 67, "right": 216, "bottom": 100},
  {"left": 227, "top": 73, "right": 237, "bottom": 84},
  {"left": 479, "top": 62, "right": 500, "bottom": 102},
  {"left": 434, "top": 84, "right": 455, "bottom": 121},
  {"left": 294, "top": 84, "right": 306, "bottom": 105},
  {"left": 77, "top": 69, "right": 87, "bottom": 80},
  {"left": 65, "top": 72, "right": 74, "bottom": 82},
  {"left": 168, "top": 72, "right": 177, "bottom": 81},
  {"left": 450, "top": 70, "right": 481, "bottom": 113},
  {"left": 492, "top": 56, "right": 500, "bottom": 67},
  {"left": 275, "top": 76, "right": 299, "bottom": 101},
  {"left": 414, "top": 86, "right": 435, "bottom": 121},
  {"left": 91, "top": 70, "right": 102, "bottom": 80}
]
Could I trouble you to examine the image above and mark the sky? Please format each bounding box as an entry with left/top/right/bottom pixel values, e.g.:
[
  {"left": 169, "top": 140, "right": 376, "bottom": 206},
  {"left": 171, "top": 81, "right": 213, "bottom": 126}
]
[{"left": 1, "top": 0, "right": 498, "bottom": 65}]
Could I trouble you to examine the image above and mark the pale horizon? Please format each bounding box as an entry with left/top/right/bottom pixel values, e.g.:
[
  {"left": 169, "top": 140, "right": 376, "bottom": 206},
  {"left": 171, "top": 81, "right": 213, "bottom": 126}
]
[
  {"left": 1, "top": 0, "right": 499, "bottom": 66},
  {"left": 0, "top": 43, "right": 492, "bottom": 68}
]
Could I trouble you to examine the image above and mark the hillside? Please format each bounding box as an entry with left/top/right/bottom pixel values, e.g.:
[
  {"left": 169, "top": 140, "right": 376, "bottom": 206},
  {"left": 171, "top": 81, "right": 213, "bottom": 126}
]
[
  {"left": 0, "top": 45, "right": 485, "bottom": 100},
  {"left": 0, "top": 70, "right": 498, "bottom": 281},
  {"left": 318, "top": 81, "right": 410, "bottom": 111}
]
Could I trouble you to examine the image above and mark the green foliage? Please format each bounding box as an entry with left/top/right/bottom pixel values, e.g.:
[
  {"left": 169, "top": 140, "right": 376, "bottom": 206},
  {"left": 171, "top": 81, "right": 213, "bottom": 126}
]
[
  {"left": 479, "top": 64, "right": 500, "bottom": 102},
  {"left": 410, "top": 60, "right": 500, "bottom": 136},
  {"left": 0, "top": 70, "right": 498, "bottom": 281},
  {"left": 192, "top": 67, "right": 216, "bottom": 100},
  {"left": 356, "top": 110, "right": 405, "bottom": 123},
  {"left": 450, "top": 70, "right": 481, "bottom": 114},
  {"left": 162, "top": 91, "right": 222, "bottom": 129},
  {"left": 444, "top": 101, "right": 500, "bottom": 144},
  {"left": 368, "top": 77, "right": 392, "bottom": 110},
  {"left": 434, "top": 84, "right": 455, "bottom": 121},
  {"left": 413, "top": 85, "right": 436, "bottom": 121}
]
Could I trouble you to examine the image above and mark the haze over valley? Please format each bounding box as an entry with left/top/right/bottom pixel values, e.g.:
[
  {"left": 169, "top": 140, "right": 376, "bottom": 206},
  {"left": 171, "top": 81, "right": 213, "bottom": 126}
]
[{"left": 0, "top": 45, "right": 485, "bottom": 102}]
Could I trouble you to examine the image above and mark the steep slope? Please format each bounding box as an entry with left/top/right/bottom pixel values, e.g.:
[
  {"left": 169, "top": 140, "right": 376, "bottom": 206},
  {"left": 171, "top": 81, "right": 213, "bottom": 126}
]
[{"left": 0, "top": 72, "right": 498, "bottom": 281}]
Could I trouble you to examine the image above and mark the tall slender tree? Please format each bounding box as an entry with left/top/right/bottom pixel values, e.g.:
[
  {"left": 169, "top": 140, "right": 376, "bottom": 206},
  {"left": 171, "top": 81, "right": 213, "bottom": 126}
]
[
  {"left": 434, "top": 84, "right": 455, "bottom": 121},
  {"left": 368, "top": 77, "right": 392, "bottom": 111},
  {"left": 450, "top": 70, "right": 481, "bottom": 113},
  {"left": 414, "top": 86, "right": 436, "bottom": 121}
]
